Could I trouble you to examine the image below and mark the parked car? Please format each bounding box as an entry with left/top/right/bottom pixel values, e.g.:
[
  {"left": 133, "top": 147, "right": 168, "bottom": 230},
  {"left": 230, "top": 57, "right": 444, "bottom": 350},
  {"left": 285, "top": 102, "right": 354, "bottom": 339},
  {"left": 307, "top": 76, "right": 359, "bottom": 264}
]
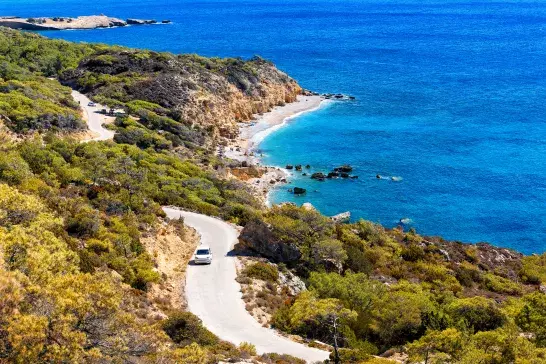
[
  {"left": 88, "top": 102, "right": 96, "bottom": 107},
  {"left": 194, "top": 246, "right": 213, "bottom": 264}
]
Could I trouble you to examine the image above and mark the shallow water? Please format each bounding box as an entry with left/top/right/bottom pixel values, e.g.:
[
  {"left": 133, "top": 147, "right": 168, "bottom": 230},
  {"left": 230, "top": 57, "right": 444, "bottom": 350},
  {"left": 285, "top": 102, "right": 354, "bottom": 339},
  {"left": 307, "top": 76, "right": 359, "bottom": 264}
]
[{"left": 3, "top": 0, "right": 546, "bottom": 253}]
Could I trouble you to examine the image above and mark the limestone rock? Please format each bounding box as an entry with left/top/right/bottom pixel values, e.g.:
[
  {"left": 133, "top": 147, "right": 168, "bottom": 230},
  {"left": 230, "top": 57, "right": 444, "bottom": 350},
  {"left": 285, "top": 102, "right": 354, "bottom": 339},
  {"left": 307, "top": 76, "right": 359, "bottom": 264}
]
[{"left": 239, "top": 220, "right": 302, "bottom": 263}]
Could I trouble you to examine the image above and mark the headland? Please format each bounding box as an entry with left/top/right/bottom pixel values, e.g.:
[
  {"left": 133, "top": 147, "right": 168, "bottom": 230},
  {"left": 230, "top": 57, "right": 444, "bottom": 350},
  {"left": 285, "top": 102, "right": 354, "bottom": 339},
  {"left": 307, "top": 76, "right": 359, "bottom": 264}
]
[{"left": 0, "top": 15, "right": 171, "bottom": 31}]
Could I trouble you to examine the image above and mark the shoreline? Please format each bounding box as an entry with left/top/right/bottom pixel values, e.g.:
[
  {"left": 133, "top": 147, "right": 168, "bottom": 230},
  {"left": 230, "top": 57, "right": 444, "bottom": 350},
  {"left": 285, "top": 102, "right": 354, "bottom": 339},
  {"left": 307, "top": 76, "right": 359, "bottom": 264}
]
[{"left": 221, "top": 95, "right": 328, "bottom": 205}]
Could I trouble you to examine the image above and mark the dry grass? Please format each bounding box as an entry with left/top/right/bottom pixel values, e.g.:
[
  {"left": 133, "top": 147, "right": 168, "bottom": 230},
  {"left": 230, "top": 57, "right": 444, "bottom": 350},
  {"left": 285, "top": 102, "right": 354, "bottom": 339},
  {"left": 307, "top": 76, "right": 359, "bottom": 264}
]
[{"left": 236, "top": 257, "right": 292, "bottom": 326}]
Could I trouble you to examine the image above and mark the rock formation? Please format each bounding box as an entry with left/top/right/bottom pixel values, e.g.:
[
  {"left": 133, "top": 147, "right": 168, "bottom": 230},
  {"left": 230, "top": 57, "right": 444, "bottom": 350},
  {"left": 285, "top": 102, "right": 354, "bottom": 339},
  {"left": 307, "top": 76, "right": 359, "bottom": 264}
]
[{"left": 238, "top": 220, "right": 302, "bottom": 263}]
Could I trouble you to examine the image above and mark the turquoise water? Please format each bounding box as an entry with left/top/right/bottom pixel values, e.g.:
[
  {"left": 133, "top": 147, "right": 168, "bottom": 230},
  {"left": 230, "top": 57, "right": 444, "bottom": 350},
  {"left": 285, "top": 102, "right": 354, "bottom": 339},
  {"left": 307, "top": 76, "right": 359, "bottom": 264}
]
[{"left": 3, "top": 0, "right": 546, "bottom": 253}]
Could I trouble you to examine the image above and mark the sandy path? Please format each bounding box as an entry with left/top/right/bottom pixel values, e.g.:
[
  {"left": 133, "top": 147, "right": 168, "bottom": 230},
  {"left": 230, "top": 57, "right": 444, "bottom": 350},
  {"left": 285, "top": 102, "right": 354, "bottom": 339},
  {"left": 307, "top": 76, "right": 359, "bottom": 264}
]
[
  {"left": 162, "top": 207, "right": 330, "bottom": 363},
  {"left": 72, "top": 90, "right": 115, "bottom": 142}
]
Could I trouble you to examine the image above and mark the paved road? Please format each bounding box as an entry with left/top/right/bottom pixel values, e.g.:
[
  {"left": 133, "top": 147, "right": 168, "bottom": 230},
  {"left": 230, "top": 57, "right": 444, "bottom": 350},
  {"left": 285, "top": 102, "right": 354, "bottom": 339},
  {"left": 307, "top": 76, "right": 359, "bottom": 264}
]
[
  {"left": 73, "top": 88, "right": 330, "bottom": 362},
  {"left": 162, "top": 207, "right": 330, "bottom": 363},
  {"left": 71, "top": 90, "right": 115, "bottom": 141}
]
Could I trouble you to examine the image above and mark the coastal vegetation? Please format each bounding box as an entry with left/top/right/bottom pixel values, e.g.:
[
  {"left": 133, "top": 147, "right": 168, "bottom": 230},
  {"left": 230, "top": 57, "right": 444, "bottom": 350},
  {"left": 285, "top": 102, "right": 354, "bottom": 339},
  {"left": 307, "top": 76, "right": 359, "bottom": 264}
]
[
  {"left": 2, "top": 26, "right": 546, "bottom": 363},
  {"left": 237, "top": 204, "right": 546, "bottom": 362}
]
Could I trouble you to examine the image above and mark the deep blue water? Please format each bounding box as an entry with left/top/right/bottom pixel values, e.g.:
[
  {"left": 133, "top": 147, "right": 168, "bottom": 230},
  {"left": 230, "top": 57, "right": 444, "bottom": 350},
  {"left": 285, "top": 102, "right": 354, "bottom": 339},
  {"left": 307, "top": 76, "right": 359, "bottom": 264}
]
[{"left": 2, "top": 0, "right": 546, "bottom": 254}]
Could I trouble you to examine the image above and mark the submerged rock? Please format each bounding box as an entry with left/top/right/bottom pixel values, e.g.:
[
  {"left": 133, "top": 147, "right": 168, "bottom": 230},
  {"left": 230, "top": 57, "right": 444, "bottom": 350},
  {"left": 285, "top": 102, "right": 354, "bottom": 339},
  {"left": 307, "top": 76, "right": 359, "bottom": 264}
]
[
  {"left": 285, "top": 165, "right": 294, "bottom": 170},
  {"left": 295, "top": 164, "right": 302, "bottom": 171},
  {"left": 293, "top": 187, "right": 306, "bottom": 195}
]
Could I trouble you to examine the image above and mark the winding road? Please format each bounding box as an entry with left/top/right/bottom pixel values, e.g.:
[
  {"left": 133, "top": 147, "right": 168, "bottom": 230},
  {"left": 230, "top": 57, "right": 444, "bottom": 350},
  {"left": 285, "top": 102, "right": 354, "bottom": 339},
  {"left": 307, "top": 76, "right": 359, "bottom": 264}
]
[
  {"left": 74, "top": 90, "right": 329, "bottom": 362},
  {"left": 72, "top": 90, "right": 115, "bottom": 141},
  {"left": 163, "top": 208, "right": 330, "bottom": 363}
]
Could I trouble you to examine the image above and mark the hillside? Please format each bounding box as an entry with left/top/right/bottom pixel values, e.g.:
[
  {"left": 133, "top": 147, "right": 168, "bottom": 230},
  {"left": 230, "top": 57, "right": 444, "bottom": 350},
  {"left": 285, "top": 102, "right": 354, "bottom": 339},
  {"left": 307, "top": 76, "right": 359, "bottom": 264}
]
[{"left": 0, "top": 27, "right": 301, "bottom": 147}]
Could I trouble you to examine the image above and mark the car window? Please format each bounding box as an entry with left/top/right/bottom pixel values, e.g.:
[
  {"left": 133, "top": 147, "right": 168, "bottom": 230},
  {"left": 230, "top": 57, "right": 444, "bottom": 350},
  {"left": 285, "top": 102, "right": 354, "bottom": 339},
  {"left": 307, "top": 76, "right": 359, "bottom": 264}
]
[{"left": 196, "top": 249, "right": 210, "bottom": 255}]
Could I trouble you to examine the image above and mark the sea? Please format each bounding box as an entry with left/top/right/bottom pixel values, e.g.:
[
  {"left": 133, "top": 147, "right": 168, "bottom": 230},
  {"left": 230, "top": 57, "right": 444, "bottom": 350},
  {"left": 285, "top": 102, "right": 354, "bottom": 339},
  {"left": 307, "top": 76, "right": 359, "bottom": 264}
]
[{"left": 2, "top": 0, "right": 546, "bottom": 254}]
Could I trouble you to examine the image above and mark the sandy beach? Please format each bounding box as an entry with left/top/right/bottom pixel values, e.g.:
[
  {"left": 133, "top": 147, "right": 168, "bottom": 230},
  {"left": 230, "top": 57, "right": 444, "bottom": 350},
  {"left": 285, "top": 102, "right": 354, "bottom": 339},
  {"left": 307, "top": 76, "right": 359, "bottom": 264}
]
[{"left": 221, "top": 95, "right": 327, "bottom": 204}]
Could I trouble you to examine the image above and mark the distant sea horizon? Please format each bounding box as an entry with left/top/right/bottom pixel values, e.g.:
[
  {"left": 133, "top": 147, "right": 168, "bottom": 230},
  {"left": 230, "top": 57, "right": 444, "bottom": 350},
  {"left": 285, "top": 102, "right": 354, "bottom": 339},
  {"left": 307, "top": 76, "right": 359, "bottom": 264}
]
[{"left": 3, "top": 0, "right": 546, "bottom": 254}]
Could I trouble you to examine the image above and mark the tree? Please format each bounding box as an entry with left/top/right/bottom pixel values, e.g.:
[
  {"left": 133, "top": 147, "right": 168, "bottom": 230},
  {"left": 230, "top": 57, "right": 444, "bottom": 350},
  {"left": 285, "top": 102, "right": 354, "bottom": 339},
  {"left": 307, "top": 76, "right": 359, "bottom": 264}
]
[
  {"left": 516, "top": 292, "right": 546, "bottom": 347},
  {"left": 370, "top": 282, "right": 434, "bottom": 348},
  {"left": 311, "top": 239, "right": 347, "bottom": 272},
  {"left": 447, "top": 296, "right": 506, "bottom": 333},
  {"left": 406, "top": 328, "right": 465, "bottom": 364},
  {"left": 278, "top": 291, "right": 357, "bottom": 347}
]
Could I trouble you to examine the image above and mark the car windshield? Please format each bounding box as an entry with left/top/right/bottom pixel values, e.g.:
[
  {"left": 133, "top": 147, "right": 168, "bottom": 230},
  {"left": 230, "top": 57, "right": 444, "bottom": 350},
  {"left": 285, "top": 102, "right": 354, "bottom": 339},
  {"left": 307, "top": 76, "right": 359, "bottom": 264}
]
[{"left": 196, "top": 249, "right": 210, "bottom": 255}]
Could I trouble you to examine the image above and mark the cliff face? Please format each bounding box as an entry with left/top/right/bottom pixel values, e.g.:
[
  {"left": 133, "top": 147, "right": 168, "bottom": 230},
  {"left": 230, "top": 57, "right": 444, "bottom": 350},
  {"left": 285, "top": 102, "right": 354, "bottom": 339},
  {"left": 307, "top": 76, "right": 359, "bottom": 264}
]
[{"left": 61, "top": 51, "right": 302, "bottom": 140}]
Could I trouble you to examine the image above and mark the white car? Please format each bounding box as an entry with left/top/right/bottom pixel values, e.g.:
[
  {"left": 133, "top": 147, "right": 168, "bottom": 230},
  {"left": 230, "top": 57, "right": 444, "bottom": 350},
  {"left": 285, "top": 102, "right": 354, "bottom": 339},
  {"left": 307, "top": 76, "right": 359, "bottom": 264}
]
[
  {"left": 88, "top": 102, "right": 96, "bottom": 107},
  {"left": 194, "top": 246, "right": 213, "bottom": 264}
]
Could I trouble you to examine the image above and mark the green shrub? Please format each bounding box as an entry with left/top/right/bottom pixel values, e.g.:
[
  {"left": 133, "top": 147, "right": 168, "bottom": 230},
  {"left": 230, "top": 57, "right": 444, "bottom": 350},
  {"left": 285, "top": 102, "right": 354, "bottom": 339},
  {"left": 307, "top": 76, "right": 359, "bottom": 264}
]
[
  {"left": 455, "top": 262, "right": 482, "bottom": 287},
  {"left": 331, "top": 348, "right": 371, "bottom": 363},
  {"left": 66, "top": 209, "right": 100, "bottom": 238},
  {"left": 162, "top": 311, "right": 219, "bottom": 347},
  {"left": 447, "top": 296, "right": 506, "bottom": 333},
  {"left": 483, "top": 273, "right": 523, "bottom": 295},
  {"left": 401, "top": 244, "right": 425, "bottom": 262},
  {"left": 242, "top": 262, "right": 279, "bottom": 282},
  {"left": 238, "top": 342, "right": 257, "bottom": 356},
  {"left": 259, "top": 352, "right": 305, "bottom": 364}
]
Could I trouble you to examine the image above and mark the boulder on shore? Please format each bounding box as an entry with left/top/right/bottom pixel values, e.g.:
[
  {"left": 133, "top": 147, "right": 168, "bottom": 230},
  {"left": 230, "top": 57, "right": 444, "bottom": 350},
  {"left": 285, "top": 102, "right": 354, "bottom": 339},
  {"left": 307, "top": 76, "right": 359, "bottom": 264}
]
[{"left": 331, "top": 211, "right": 351, "bottom": 223}]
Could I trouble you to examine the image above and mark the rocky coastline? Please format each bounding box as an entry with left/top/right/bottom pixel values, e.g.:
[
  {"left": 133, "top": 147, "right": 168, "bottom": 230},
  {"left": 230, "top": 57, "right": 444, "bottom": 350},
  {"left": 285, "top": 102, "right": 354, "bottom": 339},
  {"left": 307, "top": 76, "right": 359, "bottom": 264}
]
[
  {"left": 219, "top": 93, "right": 328, "bottom": 205},
  {"left": 0, "top": 15, "right": 171, "bottom": 31}
]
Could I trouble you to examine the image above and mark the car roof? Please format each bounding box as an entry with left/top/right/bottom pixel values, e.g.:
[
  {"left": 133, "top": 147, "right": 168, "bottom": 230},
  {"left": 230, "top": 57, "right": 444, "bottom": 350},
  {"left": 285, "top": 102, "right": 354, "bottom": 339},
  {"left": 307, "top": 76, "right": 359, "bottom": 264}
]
[{"left": 197, "top": 246, "right": 210, "bottom": 250}]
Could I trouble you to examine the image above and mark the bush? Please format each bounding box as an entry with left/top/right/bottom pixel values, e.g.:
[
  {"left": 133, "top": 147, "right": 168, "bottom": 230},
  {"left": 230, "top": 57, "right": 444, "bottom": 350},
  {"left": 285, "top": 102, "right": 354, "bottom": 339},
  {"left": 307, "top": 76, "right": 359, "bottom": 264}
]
[
  {"left": 259, "top": 352, "right": 305, "bottom": 364},
  {"left": 239, "top": 342, "right": 257, "bottom": 356},
  {"left": 162, "top": 311, "right": 219, "bottom": 347},
  {"left": 331, "top": 348, "right": 371, "bottom": 363},
  {"left": 242, "top": 261, "right": 279, "bottom": 282},
  {"left": 455, "top": 262, "right": 482, "bottom": 287},
  {"left": 401, "top": 244, "right": 425, "bottom": 262},
  {"left": 447, "top": 296, "right": 506, "bottom": 333},
  {"left": 66, "top": 209, "right": 100, "bottom": 238},
  {"left": 483, "top": 273, "right": 523, "bottom": 295}
]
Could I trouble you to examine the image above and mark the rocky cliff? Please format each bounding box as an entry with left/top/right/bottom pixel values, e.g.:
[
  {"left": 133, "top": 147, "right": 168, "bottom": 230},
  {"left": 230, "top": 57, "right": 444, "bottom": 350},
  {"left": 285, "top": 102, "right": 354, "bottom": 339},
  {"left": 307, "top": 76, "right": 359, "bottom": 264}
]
[{"left": 61, "top": 51, "right": 302, "bottom": 141}]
